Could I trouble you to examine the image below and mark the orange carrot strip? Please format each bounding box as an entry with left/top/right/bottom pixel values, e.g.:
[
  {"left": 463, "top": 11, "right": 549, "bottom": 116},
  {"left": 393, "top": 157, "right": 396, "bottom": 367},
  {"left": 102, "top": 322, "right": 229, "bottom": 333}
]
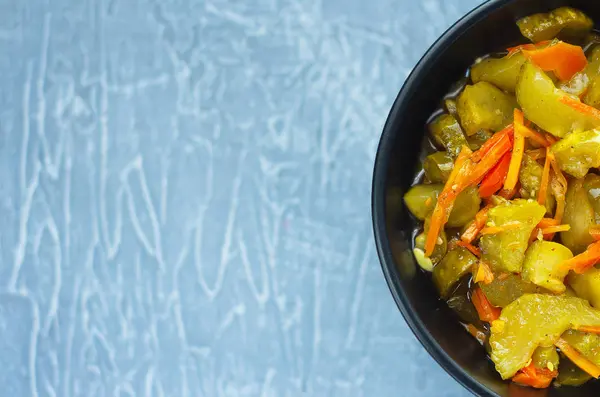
[
  {"left": 425, "top": 146, "right": 473, "bottom": 256},
  {"left": 457, "top": 240, "right": 482, "bottom": 257},
  {"left": 523, "top": 41, "right": 588, "bottom": 80},
  {"left": 526, "top": 148, "right": 547, "bottom": 160},
  {"left": 461, "top": 206, "right": 491, "bottom": 243},
  {"left": 506, "top": 40, "right": 552, "bottom": 57},
  {"left": 480, "top": 222, "right": 522, "bottom": 235},
  {"left": 538, "top": 148, "right": 552, "bottom": 205},
  {"left": 471, "top": 287, "right": 501, "bottom": 322},
  {"left": 560, "top": 95, "right": 600, "bottom": 120},
  {"left": 520, "top": 125, "right": 551, "bottom": 147},
  {"left": 538, "top": 218, "right": 559, "bottom": 228},
  {"left": 479, "top": 151, "right": 512, "bottom": 198},
  {"left": 512, "top": 362, "right": 556, "bottom": 389},
  {"left": 541, "top": 224, "right": 571, "bottom": 234},
  {"left": 555, "top": 338, "right": 600, "bottom": 379},
  {"left": 465, "top": 324, "right": 487, "bottom": 345},
  {"left": 465, "top": 132, "right": 513, "bottom": 187},
  {"left": 560, "top": 240, "right": 600, "bottom": 274},
  {"left": 471, "top": 124, "right": 514, "bottom": 163},
  {"left": 574, "top": 325, "right": 600, "bottom": 334},
  {"left": 504, "top": 109, "right": 526, "bottom": 191},
  {"left": 473, "top": 260, "right": 494, "bottom": 284}
]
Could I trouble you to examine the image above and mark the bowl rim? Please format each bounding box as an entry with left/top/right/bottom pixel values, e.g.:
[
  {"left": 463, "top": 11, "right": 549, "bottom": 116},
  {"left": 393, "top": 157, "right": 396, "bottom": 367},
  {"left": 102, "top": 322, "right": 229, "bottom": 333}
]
[{"left": 371, "top": 0, "right": 514, "bottom": 396}]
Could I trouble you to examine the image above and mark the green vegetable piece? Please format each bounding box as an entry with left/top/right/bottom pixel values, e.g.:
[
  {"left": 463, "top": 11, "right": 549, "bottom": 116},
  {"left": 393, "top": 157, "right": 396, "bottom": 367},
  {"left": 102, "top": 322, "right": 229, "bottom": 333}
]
[
  {"left": 489, "top": 294, "right": 600, "bottom": 379},
  {"left": 585, "top": 173, "right": 600, "bottom": 220},
  {"left": 446, "top": 278, "right": 481, "bottom": 326},
  {"left": 480, "top": 199, "right": 546, "bottom": 273},
  {"left": 562, "top": 329, "right": 600, "bottom": 361},
  {"left": 480, "top": 273, "right": 544, "bottom": 308},
  {"left": 428, "top": 114, "right": 469, "bottom": 157},
  {"left": 552, "top": 129, "right": 600, "bottom": 178},
  {"left": 457, "top": 82, "right": 518, "bottom": 136},
  {"left": 561, "top": 178, "right": 596, "bottom": 254},
  {"left": 517, "top": 7, "right": 593, "bottom": 43},
  {"left": 423, "top": 152, "right": 454, "bottom": 183},
  {"left": 584, "top": 47, "right": 600, "bottom": 108},
  {"left": 560, "top": 329, "right": 600, "bottom": 382},
  {"left": 556, "top": 358, "right": 592, "bottom": 386},
  {"left": 432, "top": 247, "right": 478, "bottom": 298},
  {"left": 568, "top": 267, "right": 600, "bottom": 309},
  {"left": 447, "top": 186, "right": 481, "bottom": 228},
  {"left": 467, "top": 130, "right": 494, "bottom": 151},
  {"left": 516, "top": 62, "right": 600, "bottom": 138},
  {"left": 414, "top": 218, "right": 447, "bottom": 267},
  {"left": 532, "top": 346, "right": 560, "bottom": 372},
  {"left": 518, "top": 154, "right": 555, "bottom": 215},
  {"left": 471, "top": 53, "right": 527, "bottom": 93},
  {"left": 522, "top": 241, "right": 573, "bottom": 293},
  {"left": 403, "top": 184, "right": 481, "bottom": 228},
  {"left": 404, "top": 184, "right": 440, "bottom": 221}
]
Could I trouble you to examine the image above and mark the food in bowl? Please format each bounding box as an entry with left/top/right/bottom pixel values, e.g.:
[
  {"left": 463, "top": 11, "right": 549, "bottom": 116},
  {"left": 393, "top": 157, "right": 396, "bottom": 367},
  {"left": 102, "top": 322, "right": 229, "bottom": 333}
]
[{"left": 404, "top": 6, "right": 600, "bottom": 389}]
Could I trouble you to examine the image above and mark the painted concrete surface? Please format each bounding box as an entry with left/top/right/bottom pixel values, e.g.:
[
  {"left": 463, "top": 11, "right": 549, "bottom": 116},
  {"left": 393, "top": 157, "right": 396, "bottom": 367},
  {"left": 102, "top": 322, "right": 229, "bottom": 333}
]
[{"left": 0, "top": 0, "right": 484, "bottom": 396}]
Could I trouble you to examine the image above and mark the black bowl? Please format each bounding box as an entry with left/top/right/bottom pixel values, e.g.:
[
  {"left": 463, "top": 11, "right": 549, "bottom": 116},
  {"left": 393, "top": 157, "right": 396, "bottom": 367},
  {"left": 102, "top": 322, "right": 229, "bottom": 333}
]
[{"left": 372, "top": 0, "right": 600, "bottom": 396}]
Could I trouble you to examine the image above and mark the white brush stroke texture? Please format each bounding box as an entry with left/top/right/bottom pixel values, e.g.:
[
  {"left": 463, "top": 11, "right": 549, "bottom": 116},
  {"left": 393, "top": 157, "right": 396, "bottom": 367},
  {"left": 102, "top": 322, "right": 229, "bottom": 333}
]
[{"left": 0, "top": 0, "right": 484, "bottom": 396}]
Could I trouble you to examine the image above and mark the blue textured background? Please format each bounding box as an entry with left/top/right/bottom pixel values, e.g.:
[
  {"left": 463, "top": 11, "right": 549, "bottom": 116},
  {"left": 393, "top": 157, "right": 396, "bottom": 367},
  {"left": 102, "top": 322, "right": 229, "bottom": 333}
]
[{"left": 0, "top": 0, "right": 485, "bottom": 396}]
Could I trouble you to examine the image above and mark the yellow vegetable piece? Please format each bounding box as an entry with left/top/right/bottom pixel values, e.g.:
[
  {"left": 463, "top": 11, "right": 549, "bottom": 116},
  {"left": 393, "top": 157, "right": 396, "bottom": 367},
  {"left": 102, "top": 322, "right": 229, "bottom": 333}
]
[
  {"left": 480, "top": 199, "right": 546, "bottom": 273},
  {"left": 522, "top": 240, "right": 573, "bottom": 293},
  {"left": 489, "top": 294, "right": 600, "bottom": 379},
  {"left": 516, "top": 62, "right": 600, "bottom": 138}
]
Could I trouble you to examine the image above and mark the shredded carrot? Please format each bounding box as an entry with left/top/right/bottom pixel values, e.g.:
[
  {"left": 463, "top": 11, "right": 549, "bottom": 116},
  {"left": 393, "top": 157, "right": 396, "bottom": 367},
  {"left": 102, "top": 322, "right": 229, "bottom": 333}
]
[
  {"left": 480, "top": 222, "right": 522, "bottom": 235},
  {"left": 504, "top": 109, "right": 526, "bottom": 191},
  {"left": 512, "top": 362, "right": 556, "bottom": 389},
  {"left": 465, "top": 324, "right": 487, "bottom": 345},
  {"left": 560, "top": 95, "right": 600, "bottom": 120},
  {"left": 457, "top": 240, "right": 482, "bottom": 257},
  {"left": 574, "top": 325, "right": 600, "bottom": 334},
  {"left": 538, "top": 218, "right": 559, "bottom": 228},
  {"left": 522, "top": 41, "right": 588, "bottom": 81},
  {"left": 541, "top": 224, "right": 571, "bottom": 234},
  {"left": 425, "top": 146, "right": 473, "bottom": 256},
  {"left": 560, "top": 240, "right": 600, "bottom": 274},
  {"left": 555, "top": 338, "right": 600, "bottom": 379},
  {"left": 538, "top": 148, "right": 552, "bottom": 206},
  {"left": 471, "top": 287, "right": 501, "bottom": 322},
  {"left": 506, "top": 40, "right": 552, "bottom": 57},
  {"left": 526, "top": 148, "right": 547, "bottom": 160},
  {"left": 473, "top": 260, "right": 494, "bottom": 284},
  {"left": 471, "top": 124, "right": 514, "bottom": 163},
  {"left": 465, "top": 131, "right": 513, "bottom": 188},
  {"left": 461, "top": 206, "right": 491, "bottom": 243},
  {"left": 520, "top": 125, "right": 551, "bottom": 147},
  {"left": 479, "top": 151, "right": 512, "bottom": 198},
  {"left": 590, "top": 225, "right": 600, "bottom": 241}
]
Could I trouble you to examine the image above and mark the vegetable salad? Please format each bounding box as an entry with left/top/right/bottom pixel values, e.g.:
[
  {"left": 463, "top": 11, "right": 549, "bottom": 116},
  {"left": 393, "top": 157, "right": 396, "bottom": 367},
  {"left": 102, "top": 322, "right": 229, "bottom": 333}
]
[{"left": 405, "top": 7, "right": 600, "bottom": 389}]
